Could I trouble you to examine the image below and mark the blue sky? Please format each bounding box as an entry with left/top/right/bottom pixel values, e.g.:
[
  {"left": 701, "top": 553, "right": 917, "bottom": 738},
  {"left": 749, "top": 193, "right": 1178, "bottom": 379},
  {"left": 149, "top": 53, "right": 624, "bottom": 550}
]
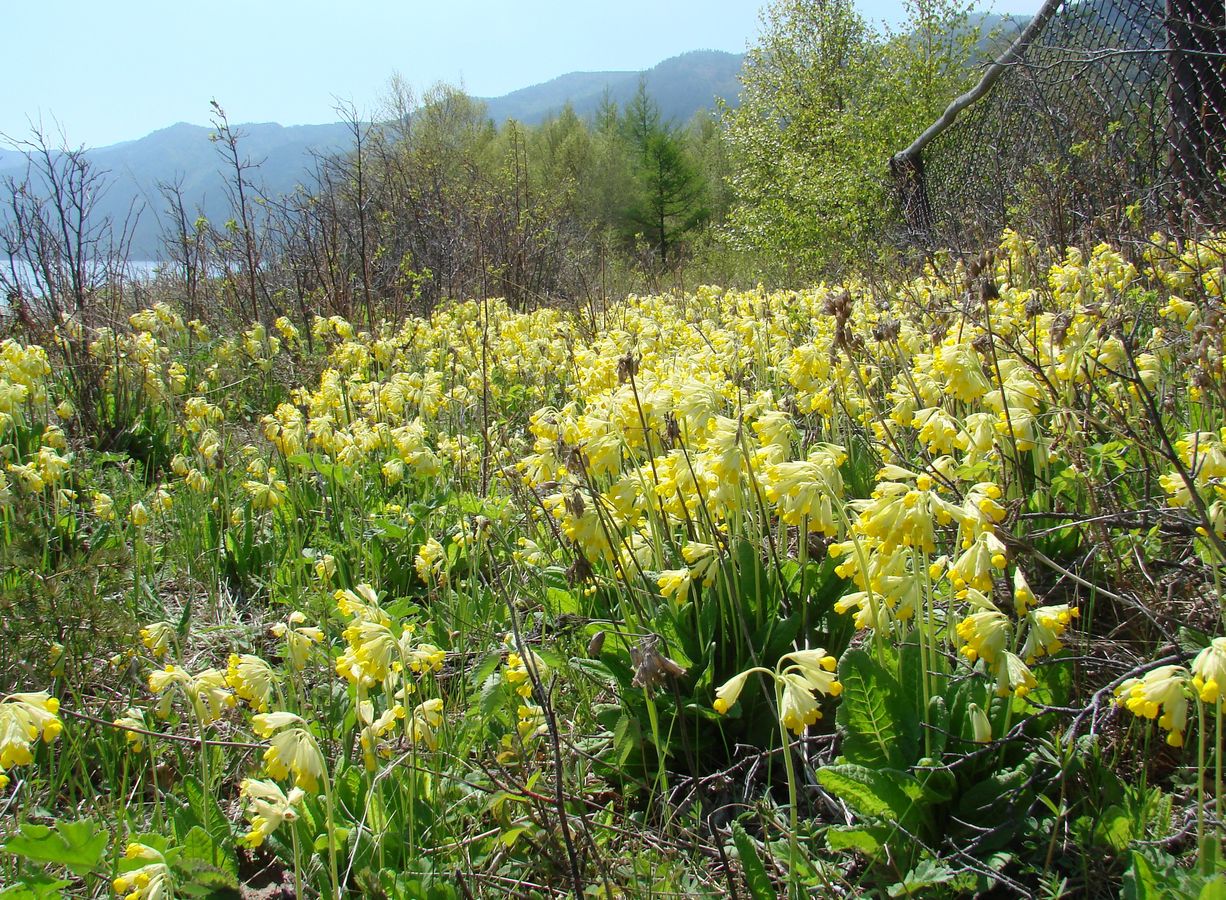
[{"left": 3, "top": 0, "right": 1042, "bottom": 148}]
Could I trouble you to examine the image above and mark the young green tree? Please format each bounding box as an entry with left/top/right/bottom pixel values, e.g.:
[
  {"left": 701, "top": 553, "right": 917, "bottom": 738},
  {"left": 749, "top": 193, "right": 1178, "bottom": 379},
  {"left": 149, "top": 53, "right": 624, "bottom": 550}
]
[
  {"left": 624, "top": 128, "right": 709, "bottom": 268},
  {"left": 723, "top": 0, "right": 978, "bottom": 274},
  {"left": 616, "top": 86, "right": 710, "bottom": 268}
]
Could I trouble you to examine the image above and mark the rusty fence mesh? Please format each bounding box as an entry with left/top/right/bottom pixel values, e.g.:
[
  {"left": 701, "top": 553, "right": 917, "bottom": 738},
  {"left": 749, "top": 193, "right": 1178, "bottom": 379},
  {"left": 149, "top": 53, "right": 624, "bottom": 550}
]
[{"left": 892, "top": 0, "right": 1226, "bottom": 253}]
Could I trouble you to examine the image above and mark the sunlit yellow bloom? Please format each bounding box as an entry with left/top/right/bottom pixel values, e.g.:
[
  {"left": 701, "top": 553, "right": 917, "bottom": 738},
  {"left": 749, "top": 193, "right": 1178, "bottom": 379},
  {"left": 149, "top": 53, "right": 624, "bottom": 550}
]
[
  {"left": 334, "top": 583, "right": 389, "bottom": 625},
  {"left": 112, "top": 843, "right": 172, "bottom": 900},
  {"left": 139, "top": 622, "right": 176, "bottom": 659},
  {"left": 969, "top": 703, "right": 992, "bottom": 742},
  {"left": 1012, "top": 568, "right": 1036, "bottom": 616},
  {"left": 358, "top": 703, "right": 405, "bottom": 770},
  {"left": 262, "top": 722, "right": 326, "bottom": 792},
  {"left": 1020, "top": 605, "right": 1078, "bottom": 663},
  {"left": 226, "top": 654, "right": 277, "bottom": 711},
  {"left": 779, "top": 670, "right": 825, "bottom": 734},
  {"left": 129, "top": 502, "right": 149, "bottom": 527},
  {"left": 407, "top": 698, "right": 444, "bottom": 749},
  {"left": 239, "top": 778, "right": 304, "bottom": 848},
  {"left": 956, "top": 609, "right": 1011, "bottom": 666},
  {"left": 657, "top": 568, "right": 693, "bottom": 604},
  {"left": 113, "top": 707, "right": 147, "bottom": 754},
  {"left": 993, "top": 652, "right": 1037, "bottom": 699},
  {"left": 713, "top": 670, "right": 752, "bottom": 715},
  {"left": 517, "top": 703, "right": 547, "bottom": 740},
  {"left": 244, "top": 470, "right": 287, "bottom": 510},
  {"left": 504, "top": 649, "right": 547, "bottom": 699},
  {"left": 1192, "top": 637, "right": 1226, "bottom": 704},
  {"left": 0, "top": 692, "right": 62, "bottom": 770},
  {"left": 1116, "top": 664, "right": 1191, "bottom": 746},
  {"left": 415, "top": 537, "right": 446, "bottom": 584},
  {"left": 271, "top": 611, "right": 324, "bottom": 671}
]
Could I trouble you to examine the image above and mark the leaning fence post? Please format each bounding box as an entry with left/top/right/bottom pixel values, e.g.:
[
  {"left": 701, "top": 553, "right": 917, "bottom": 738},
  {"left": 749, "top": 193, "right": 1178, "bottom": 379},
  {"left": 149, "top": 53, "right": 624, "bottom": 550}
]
[{"left": 889, "top": 0, "right": 1063, "bottom": 242}]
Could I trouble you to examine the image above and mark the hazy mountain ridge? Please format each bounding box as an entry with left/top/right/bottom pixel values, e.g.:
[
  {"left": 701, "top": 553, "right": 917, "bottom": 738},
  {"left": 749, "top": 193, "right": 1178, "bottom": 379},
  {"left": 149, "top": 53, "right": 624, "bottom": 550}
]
[
  {"left": 482, "top": 50, "right": 744, "bottom": 124},
  {"left": 0, "top": 50, "right": 745, "bottom": 258}
]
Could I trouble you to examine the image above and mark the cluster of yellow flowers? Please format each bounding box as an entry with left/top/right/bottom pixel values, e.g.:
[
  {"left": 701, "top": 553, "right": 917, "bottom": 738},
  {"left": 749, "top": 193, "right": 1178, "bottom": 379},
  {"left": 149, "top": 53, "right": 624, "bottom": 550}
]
[
  {"left": 1116, "top": 638, "right": 1226, "bottom": 746},
  {"left": 0, "top": 692, "right": 63, "bottom": 789},
  {"left": 2, "top": 228, "right": 1225, "bottom": 879}
]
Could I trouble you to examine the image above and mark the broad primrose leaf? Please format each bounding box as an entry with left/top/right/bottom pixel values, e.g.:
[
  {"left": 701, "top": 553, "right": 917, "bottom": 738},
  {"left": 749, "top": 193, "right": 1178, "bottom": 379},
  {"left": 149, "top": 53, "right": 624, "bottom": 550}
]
[
  {"left": 817, "top": 763, "right": 921, "bottom": 822},
  {"left": 836, "top": 648, "right": 919, "bottom": 768},
  {"left": 825, "top": 824, "right": 885, "bottom": 856},
  {"left": 1, "top": 819, "right": 109, "bottom": 876},
  {"left": 888, "top": 858, "right": 958, "bottom": 897},
  {"left": 0, "top": 873, "right": 72, "bottom": 900}
]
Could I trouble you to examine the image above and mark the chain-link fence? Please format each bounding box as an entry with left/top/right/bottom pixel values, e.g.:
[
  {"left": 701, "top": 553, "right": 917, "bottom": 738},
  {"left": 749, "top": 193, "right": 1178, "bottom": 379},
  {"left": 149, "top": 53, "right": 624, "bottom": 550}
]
[{"left": 892, "top": 0, "right": 1226, "bottom": 253}]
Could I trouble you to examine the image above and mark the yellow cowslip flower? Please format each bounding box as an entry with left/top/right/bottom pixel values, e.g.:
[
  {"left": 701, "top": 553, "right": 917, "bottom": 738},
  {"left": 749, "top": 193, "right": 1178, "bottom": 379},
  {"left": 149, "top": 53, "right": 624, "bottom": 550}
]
[
  {"left": 680, "top": 541, "right": 720, "bottom": 586},
  {"left": 517, "top": 704, "right": 547, "bottom": 740},
  {"left": 35, "top": 447, "right": 70, "bottom": 485},
  {"left": 1116, "top": 664, "right": 1191, "bottom": 746},
  {"left": 342, "top": 619, "right": 400, "bottom": 684},
  {"left": 48, "top": 642, "right": 65, "bottom": 678},
  {"left": 407, "top": 698, "right": 444, "bottom": 750},
  {"left": 715, "top": 646, "right": 841, "bottom": 734},
  {"left": 154, "top": 488, "right": 172, "bottom": 512},
  {"left": 358, "top": 702, "right": 405, "bottom": 770},
  {"left": 7, "top": 462, "right": 44, "bottom": 492},
  {"left": 948, "top": 531, "right": 1009, "bottom": 594},
  {"left": 969, "top": 703, "right": 992, "bottom": 743},
  {"left": 956, "top": 609, "right": 1012, "bottom": 666},
  {"left": 1192, "top": 637, "right": 1226, "bottom": 704},
  {"left": 0, "top": 692, "right": 63, "bottom": 770},
  {"left": 1012, "top": 568, "right": 1036, "bottom": 616},
  {"left": 382, "top": 457, "right": 406, "bottom": 485},
  {"left": 657, "top": 568, "right": 693, "bottom": 605},
  {"left": 41, "top": 424, "right": 66, "bottom": 450},
  {"left": 129, "top": 502, "right": 149, "bottom": 527},
  {"left": 274, "top": 316, "right": 299, "bottom": 344},
  {"left": 251, "top": 710, "right": 304, "bottom": 739},
  {"left": 313, "top": 553, "right": 337, "bottom": 584},
  {"left": 762, "top": 444, "right": 846, "bottom": 535},
  {"left": 244, "top": 470, "right": 287, "bottom": 511},
  {"left": 239, "top": 778, "right": 304, "bottom": 848},
  {"left": 262, "top": 724, "right": 326, "bottom": 793},
  {"left": 148, "top": 665, "right": 190, "bottom": 718},
  {"left": 713, "top": 670, "right": 752, "bottom": 715},
  {"left": 112, "top": 843, "right": 172, "bottom": 900},
  {"left": 993, "top": 652, "right": 1038, "bottom": 699},
  {"left": 334, "top": 583, "right": 389, "bottom": 625},
  {"left": 226, "top": 654, "right": 277, "bottom": 712},
  {"left": 833, "top": 589, "right": 894, "bottom": 631},
  {"left": 113, "top": 707, "right": 147, "bottom": 754},
  {"left": 415, "top": 538, "right": 446, "bottom": 584},
  {"left": 933, "top": 343, "right": 991, "bottom": 402},
  {"left": 402, "top": 643, "right": 446, "bottom": 675},
  {"left": 55, "top": 399, "right": 74, "bottom": 420},
  {"left": 185, "top": 468, "right": 210, "bottom": 493},
  {"left": 781, "top": 648, "right": 841, "bottom": 687},
  {"left": 504, "top": 649, "right": 547, "bottom": 699},
  {"left": 139, "top": 622, "right": 176, "bottom": 660},
  {"left": 961, "top": 482, "right": 1006, "bottom": 535},
  {"left": 1020, "top": 605, "right": 1079, "bottom": 663},
  {"left": 148, "top": 665, "right": 234, "bottom": 725},
  {"left": 912, "top": 407, "right": 967, "bottom": 456},
  {"left": 271, "top": 611, "right": 324, "bottom": 671},
  {"left": 780, "top": 670, "right": 825, "bottom": 735}
]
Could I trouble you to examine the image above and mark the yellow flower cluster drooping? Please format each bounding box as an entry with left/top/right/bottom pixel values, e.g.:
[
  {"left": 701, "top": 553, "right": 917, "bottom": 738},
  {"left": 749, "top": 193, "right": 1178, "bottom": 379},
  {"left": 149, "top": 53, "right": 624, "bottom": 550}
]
[{"left": 0, "top": 692, "right": 63, "bottom": 788}]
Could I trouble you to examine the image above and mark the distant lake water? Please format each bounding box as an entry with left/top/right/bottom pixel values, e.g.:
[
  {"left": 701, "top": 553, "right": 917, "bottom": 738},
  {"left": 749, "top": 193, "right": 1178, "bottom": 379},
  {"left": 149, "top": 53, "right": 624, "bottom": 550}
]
[{"left": 2, "top": 258, "right": 165, "bottom": 296}]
